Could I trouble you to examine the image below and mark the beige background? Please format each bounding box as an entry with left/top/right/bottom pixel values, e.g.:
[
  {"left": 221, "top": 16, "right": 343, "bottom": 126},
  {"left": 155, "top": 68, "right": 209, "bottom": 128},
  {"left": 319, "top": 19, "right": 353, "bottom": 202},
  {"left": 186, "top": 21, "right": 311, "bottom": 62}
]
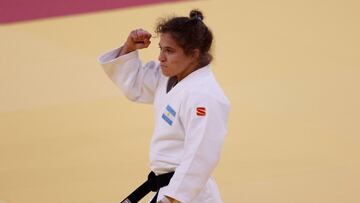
[{"left": 1, "top": 0, "right": 360, "bottom": 202}]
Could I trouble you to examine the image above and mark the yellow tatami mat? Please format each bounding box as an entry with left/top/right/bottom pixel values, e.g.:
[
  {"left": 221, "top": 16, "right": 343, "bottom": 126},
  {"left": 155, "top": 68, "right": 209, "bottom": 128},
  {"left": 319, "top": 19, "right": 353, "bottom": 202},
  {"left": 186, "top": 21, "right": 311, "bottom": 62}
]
[{"left": 1, "top": 0, "right": 360, "bottom": 202}]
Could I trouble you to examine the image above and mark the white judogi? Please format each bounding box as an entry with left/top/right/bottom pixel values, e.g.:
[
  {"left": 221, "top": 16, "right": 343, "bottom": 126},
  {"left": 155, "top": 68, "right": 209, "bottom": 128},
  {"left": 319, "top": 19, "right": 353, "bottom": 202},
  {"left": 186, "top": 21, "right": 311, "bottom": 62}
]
[{"left": 98, "top": 48, "right": 230, "bottom": 203}]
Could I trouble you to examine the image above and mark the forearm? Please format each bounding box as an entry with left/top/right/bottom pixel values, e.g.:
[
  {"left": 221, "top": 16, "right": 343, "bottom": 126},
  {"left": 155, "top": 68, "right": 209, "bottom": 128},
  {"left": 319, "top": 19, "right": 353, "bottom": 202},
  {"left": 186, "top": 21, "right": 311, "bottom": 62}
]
[{"left": 116, "top": 43, "right": 136, "bottom": 57}]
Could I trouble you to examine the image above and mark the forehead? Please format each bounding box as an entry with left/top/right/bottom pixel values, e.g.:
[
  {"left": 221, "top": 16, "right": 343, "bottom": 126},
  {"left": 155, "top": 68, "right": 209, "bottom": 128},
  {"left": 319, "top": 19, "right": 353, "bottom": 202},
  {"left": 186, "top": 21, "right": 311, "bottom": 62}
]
[{"left": 159, "top": 33, "right": 180, "bottom": 48}]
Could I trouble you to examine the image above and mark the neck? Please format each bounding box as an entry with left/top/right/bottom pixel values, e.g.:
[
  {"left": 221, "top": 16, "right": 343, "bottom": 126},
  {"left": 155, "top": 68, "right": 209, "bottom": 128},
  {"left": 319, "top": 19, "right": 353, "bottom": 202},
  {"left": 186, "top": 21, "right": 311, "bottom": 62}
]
[{"left": 176, "top": 63, "right": 200, "bottom": 82}]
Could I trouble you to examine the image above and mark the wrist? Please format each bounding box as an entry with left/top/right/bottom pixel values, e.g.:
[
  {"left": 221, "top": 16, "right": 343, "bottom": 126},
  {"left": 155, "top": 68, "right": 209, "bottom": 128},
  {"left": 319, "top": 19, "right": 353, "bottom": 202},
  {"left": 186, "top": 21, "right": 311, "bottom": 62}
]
[{"left": 119, "top": 43, "right": 135, "bottom": 56}]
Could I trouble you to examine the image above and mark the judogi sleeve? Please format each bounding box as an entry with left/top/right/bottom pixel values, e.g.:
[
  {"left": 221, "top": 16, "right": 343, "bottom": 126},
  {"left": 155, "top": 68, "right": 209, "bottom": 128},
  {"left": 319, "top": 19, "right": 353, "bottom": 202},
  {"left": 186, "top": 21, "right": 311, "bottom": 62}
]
[
  {"left": 162, "top": 92, "right": 230, "bottom": 202},
  {"left": 98, "top": 47, "right": 161, "bottom": 104}
]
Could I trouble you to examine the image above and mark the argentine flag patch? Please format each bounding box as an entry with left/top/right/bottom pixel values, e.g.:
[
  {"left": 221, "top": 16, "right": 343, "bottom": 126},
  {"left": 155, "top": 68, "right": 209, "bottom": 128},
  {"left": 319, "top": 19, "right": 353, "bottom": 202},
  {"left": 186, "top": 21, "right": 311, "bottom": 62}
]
[{"left": 162, "top": 105, "right": 176, "bottom": 126}]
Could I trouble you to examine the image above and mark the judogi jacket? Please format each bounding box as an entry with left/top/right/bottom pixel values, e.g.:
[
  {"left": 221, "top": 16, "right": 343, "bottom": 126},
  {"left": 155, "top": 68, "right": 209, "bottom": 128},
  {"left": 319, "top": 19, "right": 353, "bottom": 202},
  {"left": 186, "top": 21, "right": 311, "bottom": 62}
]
[{"left": 98, "top": 48, "right": 230, "bottom": 203}]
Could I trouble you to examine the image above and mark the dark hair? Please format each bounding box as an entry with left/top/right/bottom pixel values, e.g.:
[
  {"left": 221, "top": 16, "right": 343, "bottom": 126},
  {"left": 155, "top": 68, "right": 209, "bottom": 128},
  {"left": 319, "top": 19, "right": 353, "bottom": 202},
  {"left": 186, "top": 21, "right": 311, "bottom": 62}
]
[{"left": 155, "top": 9, "right": 213, "bottom": 67}]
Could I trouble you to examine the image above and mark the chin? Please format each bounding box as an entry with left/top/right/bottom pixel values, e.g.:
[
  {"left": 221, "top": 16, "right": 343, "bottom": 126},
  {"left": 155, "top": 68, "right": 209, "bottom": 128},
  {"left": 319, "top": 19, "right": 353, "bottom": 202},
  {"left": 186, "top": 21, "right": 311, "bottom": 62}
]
[{"left": 161, "top": 67, "right": 173, "bottom": 77}]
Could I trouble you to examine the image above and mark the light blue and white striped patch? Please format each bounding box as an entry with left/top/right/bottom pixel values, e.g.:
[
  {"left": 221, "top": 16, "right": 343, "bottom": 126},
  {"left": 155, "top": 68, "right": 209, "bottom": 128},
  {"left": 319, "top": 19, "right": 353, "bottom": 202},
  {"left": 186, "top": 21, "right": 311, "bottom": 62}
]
[{"left": 162, "top": 105, "right": 176, "bottom": 126}]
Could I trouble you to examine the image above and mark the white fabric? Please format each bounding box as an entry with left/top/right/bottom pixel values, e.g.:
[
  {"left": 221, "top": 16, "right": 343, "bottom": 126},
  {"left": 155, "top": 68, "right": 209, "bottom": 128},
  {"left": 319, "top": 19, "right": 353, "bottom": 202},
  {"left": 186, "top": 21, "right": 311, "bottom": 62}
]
[
  {"left": 158, "top": 197, "right": 172, "bottom": 203},
  {"left": 98, "top": 48, "right": 230, "bottom": 203}
]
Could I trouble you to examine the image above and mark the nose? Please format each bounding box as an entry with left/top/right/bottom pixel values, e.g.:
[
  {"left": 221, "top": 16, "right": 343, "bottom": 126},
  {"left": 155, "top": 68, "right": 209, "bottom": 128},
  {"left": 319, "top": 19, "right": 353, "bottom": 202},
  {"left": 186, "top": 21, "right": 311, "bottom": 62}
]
[{"left": 158, "top": 50, "right": 166, "bottom": 62}]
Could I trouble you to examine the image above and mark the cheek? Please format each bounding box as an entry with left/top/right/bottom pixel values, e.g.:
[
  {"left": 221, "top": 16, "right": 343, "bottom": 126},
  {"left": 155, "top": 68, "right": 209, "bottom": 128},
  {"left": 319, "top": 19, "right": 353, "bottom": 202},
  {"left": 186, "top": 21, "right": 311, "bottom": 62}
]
[
  {"left": 168, "top": 54, "right": 185, "bottom": 66},
  {"left": 166, "top": 53, "right": 192, "bottom": 71},
  {"left": 166, "top": 54, "right": 175, "bottom": 64},
  {"left": 168, "top": 58, "right": 183, "bottom": 71}
]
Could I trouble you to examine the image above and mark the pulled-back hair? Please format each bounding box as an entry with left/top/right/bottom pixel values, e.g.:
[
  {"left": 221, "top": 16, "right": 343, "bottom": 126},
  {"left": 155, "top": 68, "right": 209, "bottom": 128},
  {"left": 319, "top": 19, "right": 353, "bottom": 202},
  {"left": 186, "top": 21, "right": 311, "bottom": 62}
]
[{"left": 155, "top": 9, "right": 213, "bottom": 68}]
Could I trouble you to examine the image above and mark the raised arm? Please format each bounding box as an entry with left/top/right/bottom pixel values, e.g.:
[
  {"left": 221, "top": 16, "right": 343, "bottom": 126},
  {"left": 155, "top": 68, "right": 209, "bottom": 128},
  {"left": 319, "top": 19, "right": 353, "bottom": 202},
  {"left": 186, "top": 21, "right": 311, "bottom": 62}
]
[{"left": 98, "top": 29, "right": 161, "bottom": 104}]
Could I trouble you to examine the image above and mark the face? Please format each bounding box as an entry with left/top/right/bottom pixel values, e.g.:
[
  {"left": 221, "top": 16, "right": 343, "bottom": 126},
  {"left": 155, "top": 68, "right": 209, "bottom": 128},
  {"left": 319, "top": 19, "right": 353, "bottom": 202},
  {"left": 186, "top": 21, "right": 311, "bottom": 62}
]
[{"left": 158, "top": 33, "right": 199, "bottom": 81}]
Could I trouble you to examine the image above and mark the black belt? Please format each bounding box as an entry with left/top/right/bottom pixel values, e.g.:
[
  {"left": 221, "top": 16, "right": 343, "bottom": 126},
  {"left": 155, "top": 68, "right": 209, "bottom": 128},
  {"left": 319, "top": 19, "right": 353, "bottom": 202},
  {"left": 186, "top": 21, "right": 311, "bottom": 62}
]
[{"left": 121, "top": 171, "right": 175, "bottom": 203}]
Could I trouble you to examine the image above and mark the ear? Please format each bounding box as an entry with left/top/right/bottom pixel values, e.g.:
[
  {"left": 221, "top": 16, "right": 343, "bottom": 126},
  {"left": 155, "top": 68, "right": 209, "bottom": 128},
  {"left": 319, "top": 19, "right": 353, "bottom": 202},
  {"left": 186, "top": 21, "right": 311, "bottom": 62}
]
[{"left": 191, "top": 49, "right": 200, "bottom": 59}]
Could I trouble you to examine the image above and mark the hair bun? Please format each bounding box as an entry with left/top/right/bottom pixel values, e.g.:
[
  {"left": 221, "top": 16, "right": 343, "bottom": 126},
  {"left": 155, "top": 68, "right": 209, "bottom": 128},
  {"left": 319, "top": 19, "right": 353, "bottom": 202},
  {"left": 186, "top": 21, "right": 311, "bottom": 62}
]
[{"left": 189, "top": 9, "right": 204, "bottom": 21}]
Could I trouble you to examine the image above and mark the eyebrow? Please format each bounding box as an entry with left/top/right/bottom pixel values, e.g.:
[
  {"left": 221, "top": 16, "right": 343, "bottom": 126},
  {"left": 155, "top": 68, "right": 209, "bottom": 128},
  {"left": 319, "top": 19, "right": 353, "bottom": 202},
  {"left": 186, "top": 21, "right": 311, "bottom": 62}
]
[{"left": 158, "top": 44, "right": 175, "bottom": 50}]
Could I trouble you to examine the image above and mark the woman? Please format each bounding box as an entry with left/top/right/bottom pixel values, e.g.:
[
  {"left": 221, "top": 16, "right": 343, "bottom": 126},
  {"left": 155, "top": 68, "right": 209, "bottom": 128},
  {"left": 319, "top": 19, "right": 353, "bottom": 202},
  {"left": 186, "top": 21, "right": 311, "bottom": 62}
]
[{"left": 98, "top": 10, "right": 230, "bottom": 203}]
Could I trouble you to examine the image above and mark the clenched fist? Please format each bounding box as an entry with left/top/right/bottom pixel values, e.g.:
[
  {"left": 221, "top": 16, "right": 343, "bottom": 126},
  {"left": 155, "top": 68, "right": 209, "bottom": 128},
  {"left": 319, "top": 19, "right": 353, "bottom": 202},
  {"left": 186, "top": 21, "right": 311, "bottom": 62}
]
[{"left": 119, "top": 29, "right": 152, "bottom": 56}]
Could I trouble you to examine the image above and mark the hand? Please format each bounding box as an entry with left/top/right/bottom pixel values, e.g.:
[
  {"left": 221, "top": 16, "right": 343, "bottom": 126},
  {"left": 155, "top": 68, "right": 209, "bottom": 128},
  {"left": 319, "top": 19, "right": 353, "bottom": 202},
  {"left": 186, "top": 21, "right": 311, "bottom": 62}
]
[{"left": 120, "top": 29, "right": 152, "bottom": 55}]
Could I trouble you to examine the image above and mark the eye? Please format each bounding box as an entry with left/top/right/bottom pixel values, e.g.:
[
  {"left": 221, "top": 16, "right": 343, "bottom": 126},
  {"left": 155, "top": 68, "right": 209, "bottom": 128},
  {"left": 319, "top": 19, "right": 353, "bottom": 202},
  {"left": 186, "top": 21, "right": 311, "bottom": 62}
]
[
  {"left": 159, "top": 46, "right": 175, "bottom": 54},
  {"left": 164, "top": 48, "right": 174, "bottom": 53}
]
